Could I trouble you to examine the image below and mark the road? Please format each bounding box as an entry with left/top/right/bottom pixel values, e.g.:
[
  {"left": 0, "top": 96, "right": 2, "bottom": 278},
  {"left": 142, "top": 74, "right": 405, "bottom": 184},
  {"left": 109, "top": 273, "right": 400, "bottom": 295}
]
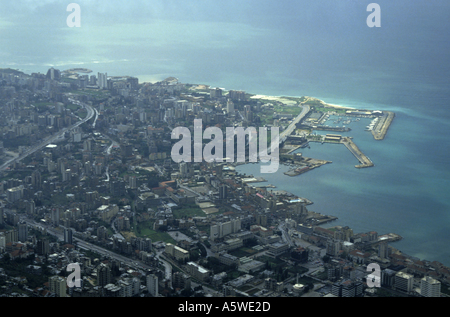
[
  {"left": 278, "top": 222, "right": 295, "bottom": 247},
  {"left": 0, "top": 99, "right": 95, "bottom": 173},
  {"left": 92, "top": 107, "right": 99, "bottom": 128},
  {"left": 154, "top": 163, "right": 164, "bottom": 176},
  {"left": 279, "top": 105, "right": 310, "bottom": 142},
  {"left": 178, "top": 184, "right": 200, "bottom": 197},
  {"left": 101, "top": 133, "right": 119, "bottom": 182},
  {"left": 256, "top": 104, "right": 310, "bottom": 167},
  {"left": 22, "top": 217, "right": 169, "bottom": 276}
]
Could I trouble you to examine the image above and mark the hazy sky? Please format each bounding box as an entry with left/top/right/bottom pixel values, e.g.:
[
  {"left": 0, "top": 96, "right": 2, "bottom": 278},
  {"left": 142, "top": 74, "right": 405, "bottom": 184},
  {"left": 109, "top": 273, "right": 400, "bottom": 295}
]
[{"left": 1, "top": 0, "right": 450, "bottom": 89}]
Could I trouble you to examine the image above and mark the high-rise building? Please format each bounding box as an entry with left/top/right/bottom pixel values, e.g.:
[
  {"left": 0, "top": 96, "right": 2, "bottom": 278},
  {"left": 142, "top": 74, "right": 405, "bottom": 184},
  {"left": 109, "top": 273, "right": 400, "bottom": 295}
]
[
  {"left": 31, "top": 170, "right": 41, "bottom": 189},
  {"left": 219, "top": 185, "right": 227, "bottom": 200},
  {"left": 37, "top": 238, "right": 50, "bottom": 255},
  {"left": 83, "top": 139, "right": 92, "bottom": 152},
  {"left": 394, "top": 272, "right": 414, "bottom": 293},
  {"left": 244, "top": 104, "right": 252, "bottom": 122},
  {"left": 98, "top": 72, "right": 108, "bottom": 89},
  {"left": 326, "top": 240, "right": 341, "bottom": 257},
  {"left": 420, "top": 276, "right": 441, "bottom": 297},
  {"left": 146, "top": 274, "right": 158, "bottom": 297},
  {"left": 378, "top": 242, "right": 389, "bottom": 259},
  {"left": 46, "top": 68, "right": 61, "bottom": 81},
  {"left": 110, "top": 180, "right": 126, "bottom": 197},
  {"left": 7, "top": 185, "right": 23, "bottom": 203},
  {"left": 0, "top": 235, "right": 5, "bottom": 251},
  {"left": 97, "top": 226, "right": 108, "bottom": 241},
  {"left": 62, "top": 169, "right": 72, "bottom": 182},
  {"left": 179, "top": 162, "right": 188, "bottom": 177},
  {"left": 94, "top": 163, "right": 103, "bottom": 176},
  {"left": 226, "top": 100, "right": 234, "bottom": 116},
  {"left": 210, "top": 87, "right": 223, "bottom": 99},
  {"left": 129, "top": 175, "right": 137, "bottom": 189},
  {"left": 27, "top": 200, "right": 35, "bottom": 215},
  {"left": 210, "top": 218, "right": 241, "bottom": 241},
  {"left": 97, "top": 263, "right": 112, "bottom": 287},
  {"left": 6, "top": 213, "right": 19, "bottom": 227},
  {"left": 228, "top": 90, "right": 246, "bottom": 101},
  {"left": 49, "top": 276, "right": 67, "bottom": 297},
  {"left": 118, "top": 280, "right": 133, "bottom": 297},
  {"left": 89, "top": 75, "right": 97, "bottom": 85},
  {"left": 255, "top": 213, "right": 267, "bottom": 227},
  {"left": 64, "top": 227, "right": 73, "bottom": 245},
  {"left": 127, "top": 77, "right": 139, "bottom": 90},
  {"left": 132, "top": 277, "right": 141, "bottom": 296},
  {"left": 18, "top": 221, "right": 27, "bottom": 243},
  {"left": 381, "top": 268, "right": 397, "bottom": 287},
  {"left": 172, "top": 272, "right": 191, "bottom": 291},
  {"left": 5, "top": 229, "right": 18, "bottom": 244},
  {"left": 51, "top": 208, "right": 60, "bottom": 226},
  {"left": 121, "top": 143, "right": 133, "bottom": 158},
  {"left": 331, "top": 280, "right": 363, "bottom": 297}
]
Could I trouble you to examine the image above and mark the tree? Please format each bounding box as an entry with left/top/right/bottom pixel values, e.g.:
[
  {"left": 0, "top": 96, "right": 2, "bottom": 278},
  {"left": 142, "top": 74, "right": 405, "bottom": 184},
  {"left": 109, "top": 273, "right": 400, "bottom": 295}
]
[
  {"left": 243, "top": 237, "right": 258, "bottom": 247},
  {"left": 157, "top": 225, "right": 168, "bottom": 232},
  {"left": 189, "top": 250, "right": 200, "bottom": 262},
  {"left": 180, "top": 288, "right": 193, "bottom": 297}
]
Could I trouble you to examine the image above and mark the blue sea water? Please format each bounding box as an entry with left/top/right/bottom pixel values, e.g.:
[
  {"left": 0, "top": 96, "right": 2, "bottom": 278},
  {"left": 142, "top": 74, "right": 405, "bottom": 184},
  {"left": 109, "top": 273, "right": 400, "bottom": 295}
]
[
  {"left": 236, "top": 109, "right": 450, "bottom": 265},
  {"left": 3, "top": 0, "right": 450, "bottom": 265}
]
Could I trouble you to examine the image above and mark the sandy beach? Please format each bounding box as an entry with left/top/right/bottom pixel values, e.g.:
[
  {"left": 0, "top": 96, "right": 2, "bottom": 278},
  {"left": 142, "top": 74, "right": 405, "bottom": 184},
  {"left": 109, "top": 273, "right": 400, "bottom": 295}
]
[{"left": 251, "top": 94, "right": 356, "bottom": 110}]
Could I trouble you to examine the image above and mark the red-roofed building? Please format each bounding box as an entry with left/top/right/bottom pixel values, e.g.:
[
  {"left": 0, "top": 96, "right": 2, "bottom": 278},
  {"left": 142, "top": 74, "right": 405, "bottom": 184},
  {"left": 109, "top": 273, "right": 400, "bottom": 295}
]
[
  {"left": 152, "top": 187, "right": 166, "bottom": 196},
  {"left": 159, "top": 180, "right": 176, "bottom": 188},
  {"left": 348, "top": 250, "right": 371, "bottom": 264},
  {"left": 314, "top": 226, "right": 334, "bottom": 238},
  {"left": 407, "top": 264, "right": 428, "bottom": 275}
]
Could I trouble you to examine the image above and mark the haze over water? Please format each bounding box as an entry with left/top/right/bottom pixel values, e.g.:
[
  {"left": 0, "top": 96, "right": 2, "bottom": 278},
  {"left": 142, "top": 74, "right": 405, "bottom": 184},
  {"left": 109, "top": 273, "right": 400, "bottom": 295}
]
[{"left": 2, "top": 0, "right": 450, "bottom": 265}]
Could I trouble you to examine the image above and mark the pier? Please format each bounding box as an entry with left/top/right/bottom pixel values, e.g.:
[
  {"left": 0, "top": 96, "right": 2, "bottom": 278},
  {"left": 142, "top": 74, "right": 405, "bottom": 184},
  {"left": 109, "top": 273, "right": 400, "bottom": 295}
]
[
  {"left": 372, "top": 111, "right": 395, "bottom": 140},
  {"left": 341, "top": 137, "right": 374, "bottom": 168},
  {"left": 313, "top": 125, "right": 351, "bottom": 132},
  {"left": 308, "top": 135, "right": 373, "bottom": 169}
]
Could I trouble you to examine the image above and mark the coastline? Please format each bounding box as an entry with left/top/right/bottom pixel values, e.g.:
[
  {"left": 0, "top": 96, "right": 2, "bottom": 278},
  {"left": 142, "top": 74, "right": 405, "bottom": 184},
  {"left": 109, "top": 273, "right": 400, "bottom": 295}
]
[
  {"left": 249, "top": 93, "right": 356, "bottom": 110},
  {"left": 235, "top": 159, "right": 450, "bottom": 269},
  {"left": 233, "top": 90, "right": 444, "bottom": 267}
]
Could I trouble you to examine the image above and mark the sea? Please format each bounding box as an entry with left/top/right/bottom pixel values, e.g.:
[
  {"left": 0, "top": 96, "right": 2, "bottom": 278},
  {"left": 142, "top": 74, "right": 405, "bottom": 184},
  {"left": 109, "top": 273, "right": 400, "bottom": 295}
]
[{"left": 3, "top": 0, "right": 450, "bottom": 266}]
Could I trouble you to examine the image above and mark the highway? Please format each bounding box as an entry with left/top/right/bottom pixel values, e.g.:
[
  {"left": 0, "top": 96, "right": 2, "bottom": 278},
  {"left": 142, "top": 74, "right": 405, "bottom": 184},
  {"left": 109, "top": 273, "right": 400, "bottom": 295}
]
[
  {"left": 22, "top": 217, "right": 173, "bottom": 282},
  {"left": 260, "top": 104, "right": 310, "bottom": 157},
  {"left": 92, "top": 107, "right": 99, "bottom": 128},
  {"left": 279, "top": 104, "right": 310, "bottom": 142},
  {"left": 0, "top": 98, "right": 96, "bottom": 173},
  {"left": 255, "top": 104, "right": 309, "bottom": 172}
]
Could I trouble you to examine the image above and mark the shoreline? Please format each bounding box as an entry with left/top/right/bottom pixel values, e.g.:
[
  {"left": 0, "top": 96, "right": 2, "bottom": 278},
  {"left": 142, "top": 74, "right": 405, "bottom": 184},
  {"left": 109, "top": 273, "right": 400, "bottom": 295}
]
[
  {"left": 249, "top": 93, "right": 357, "bottom": 110},
  {"left": 189, "top": 82, "right": 356, "bottom": 111},
  {"left": 235, "top": 160, "right": 450, "bottom": 269}
]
